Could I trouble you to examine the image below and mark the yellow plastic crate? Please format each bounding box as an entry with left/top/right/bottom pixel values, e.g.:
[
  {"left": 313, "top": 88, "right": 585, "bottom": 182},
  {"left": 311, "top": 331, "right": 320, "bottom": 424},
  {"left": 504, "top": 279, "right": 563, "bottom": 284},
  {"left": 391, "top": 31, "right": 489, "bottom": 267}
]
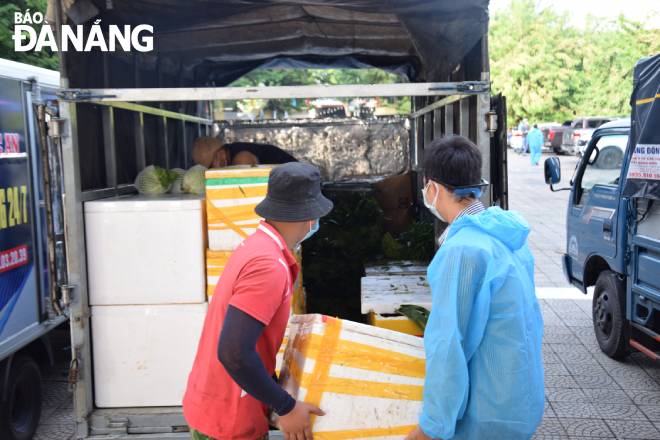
[
  {"left": 368, "top": 311, "right": 424, "bottom": 337},
  {"left": 206, "top": 249, "right": 233, "bottom": 298},
  {"left": 205, "top": 166, "right": 275, "bottom": 251}
]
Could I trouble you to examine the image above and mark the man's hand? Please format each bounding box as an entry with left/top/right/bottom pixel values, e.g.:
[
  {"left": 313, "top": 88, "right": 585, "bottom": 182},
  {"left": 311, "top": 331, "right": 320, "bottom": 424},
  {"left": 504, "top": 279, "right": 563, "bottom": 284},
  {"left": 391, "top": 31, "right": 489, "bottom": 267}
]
[
  {"left": 278, "top": 401, "right": 325, "bottom": 440},
  {"left": 405, "top": 426, "right": 436, "bottom": 440}
]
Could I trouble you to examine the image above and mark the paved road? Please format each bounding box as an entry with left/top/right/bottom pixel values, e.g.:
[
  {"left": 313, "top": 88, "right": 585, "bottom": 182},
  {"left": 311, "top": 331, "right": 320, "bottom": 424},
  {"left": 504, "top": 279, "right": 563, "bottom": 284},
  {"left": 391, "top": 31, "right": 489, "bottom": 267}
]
[
  {"left": 507, "top": 149, "right": 579, "bottom": 288},
  {"left": 36, "top": 150, "right": 660, "bottom": 440}
]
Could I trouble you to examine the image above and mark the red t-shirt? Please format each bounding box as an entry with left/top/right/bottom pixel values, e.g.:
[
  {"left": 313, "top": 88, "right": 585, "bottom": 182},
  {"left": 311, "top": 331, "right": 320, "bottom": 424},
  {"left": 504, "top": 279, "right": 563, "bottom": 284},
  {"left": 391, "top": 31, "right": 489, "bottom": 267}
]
[{"left": 183, "top": 221, "right": 298, "bottom": 439}]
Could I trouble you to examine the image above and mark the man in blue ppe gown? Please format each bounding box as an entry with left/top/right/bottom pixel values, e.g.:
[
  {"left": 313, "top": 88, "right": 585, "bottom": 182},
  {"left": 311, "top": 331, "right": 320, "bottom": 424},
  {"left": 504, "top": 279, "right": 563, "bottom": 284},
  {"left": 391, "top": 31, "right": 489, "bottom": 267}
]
[
  {"left": 528, "top": 124, "right": 544, "bottom": 166},
  {"left": 406, "top": 136, "right": 544, "bottom": 440}
]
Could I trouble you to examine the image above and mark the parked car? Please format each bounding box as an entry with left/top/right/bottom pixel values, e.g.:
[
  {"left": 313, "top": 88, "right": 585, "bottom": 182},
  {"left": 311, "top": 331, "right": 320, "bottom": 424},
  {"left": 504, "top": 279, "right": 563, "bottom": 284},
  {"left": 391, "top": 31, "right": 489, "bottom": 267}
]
[
  {"left": 554, "top": 116, "right": 617, "bottom": 155},
  {"left": 538, "top": 122, "right": 560, "bottom": 150},
  {"left": 547, "top": 120, "right": 573, "bottom": 154}
]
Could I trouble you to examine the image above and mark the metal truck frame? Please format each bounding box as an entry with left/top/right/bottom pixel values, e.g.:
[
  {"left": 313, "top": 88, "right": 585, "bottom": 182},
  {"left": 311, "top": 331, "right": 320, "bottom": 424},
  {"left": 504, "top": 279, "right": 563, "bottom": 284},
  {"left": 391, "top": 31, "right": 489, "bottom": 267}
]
[{"left": 54, "top": 79, "right": 505, "bottom": 438}]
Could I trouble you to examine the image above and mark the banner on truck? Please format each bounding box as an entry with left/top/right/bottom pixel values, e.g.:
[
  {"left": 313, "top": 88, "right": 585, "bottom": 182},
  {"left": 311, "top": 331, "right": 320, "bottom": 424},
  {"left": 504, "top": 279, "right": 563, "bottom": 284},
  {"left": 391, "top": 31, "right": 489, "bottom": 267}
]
[{"left": 0, "top": 77, "right": 35, "bottom": 333}]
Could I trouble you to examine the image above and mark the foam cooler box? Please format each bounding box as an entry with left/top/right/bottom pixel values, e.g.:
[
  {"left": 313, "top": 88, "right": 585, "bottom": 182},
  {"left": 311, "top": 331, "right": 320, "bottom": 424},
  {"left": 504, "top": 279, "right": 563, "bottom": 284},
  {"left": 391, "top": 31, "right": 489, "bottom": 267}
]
[
  {"left": 205, "top": 166, "right": 275, "bottom": 251},
  {"left": 91, "top": 303, "right": 207, "bottom": 407},
  {"left": 279, "top": 314, "right": 425, "bottom": 438},
  {"left": 84, "top": 195, "right": 206, "bottom": 306}
]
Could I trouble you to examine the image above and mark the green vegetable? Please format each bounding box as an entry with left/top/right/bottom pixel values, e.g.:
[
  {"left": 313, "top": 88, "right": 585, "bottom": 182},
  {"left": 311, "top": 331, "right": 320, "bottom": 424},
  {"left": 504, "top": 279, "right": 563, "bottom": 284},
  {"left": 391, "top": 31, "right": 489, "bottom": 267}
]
[
  {"left": 134, "top": 165, "right": 178, "bottom": 195},
  {"left": 396, "top": 304, "right": 430, "bottom": 331},
  {"left": 169, "top": 168, "right": 186, "bottom": 194},
  {"left": 382, "top": 221, "right": 434, "bottom": 261},
  {"left": 182, "top": 165, "right": 207, "bottom": 195}
]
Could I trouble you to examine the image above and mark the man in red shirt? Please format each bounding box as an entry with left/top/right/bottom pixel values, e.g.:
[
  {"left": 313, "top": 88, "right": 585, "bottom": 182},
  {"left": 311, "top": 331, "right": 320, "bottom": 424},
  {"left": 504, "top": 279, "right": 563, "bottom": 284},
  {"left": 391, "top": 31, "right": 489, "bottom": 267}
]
[{"left": 183, "top": 162, "right": 333, "bottom": 440}]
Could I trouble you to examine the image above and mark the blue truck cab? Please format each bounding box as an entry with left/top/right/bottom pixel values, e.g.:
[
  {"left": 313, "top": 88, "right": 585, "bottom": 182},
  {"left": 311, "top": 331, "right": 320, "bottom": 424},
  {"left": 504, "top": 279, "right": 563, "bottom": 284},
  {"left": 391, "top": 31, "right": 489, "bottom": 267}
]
[
  {"left": 0, "top": 58, "right": 69, "bottom": 439},
  {"left": 545, "top": 55, "right": 660, "bottom": 360}
]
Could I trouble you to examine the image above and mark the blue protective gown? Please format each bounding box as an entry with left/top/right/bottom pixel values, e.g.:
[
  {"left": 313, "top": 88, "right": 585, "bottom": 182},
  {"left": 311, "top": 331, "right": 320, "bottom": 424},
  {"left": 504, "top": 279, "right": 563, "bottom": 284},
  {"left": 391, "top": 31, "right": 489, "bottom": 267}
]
[
  {"left": 420, "top": 207, "right": 544, "bottom": 440},
  {"left": 527, "top": 128, "right": 544, "bottom": 165}
]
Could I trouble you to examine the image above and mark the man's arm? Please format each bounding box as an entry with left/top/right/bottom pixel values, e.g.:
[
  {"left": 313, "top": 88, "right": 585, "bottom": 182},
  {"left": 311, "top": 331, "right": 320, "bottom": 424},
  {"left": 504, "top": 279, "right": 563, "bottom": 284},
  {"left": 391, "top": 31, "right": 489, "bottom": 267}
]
[
  {"left": 222, "top": 256, "right": 325, "bottom": 438},
  {"left": 218, "top": 305, "right": 295, "bottom": 415}
]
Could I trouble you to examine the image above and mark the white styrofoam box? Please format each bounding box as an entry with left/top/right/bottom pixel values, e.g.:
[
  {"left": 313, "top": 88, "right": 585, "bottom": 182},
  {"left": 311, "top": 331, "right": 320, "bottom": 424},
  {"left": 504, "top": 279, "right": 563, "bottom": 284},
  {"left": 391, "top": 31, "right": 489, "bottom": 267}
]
[
  {"left": 279, "top": 314, "right": 425, "bottom": 438},
  {"left": 84, "top": 194, "right": 206, "bottom": 305},
  {"left": 91, "top": 303, "right": 207, "bottom": 408}
]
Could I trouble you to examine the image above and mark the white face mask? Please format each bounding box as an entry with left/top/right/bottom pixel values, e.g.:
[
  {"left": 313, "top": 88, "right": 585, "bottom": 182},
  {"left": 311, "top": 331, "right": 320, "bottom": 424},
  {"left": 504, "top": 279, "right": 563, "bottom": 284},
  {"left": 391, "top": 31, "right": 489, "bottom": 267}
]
[{"left": 422, "top": 181, "right": 447, "bottom": 222}]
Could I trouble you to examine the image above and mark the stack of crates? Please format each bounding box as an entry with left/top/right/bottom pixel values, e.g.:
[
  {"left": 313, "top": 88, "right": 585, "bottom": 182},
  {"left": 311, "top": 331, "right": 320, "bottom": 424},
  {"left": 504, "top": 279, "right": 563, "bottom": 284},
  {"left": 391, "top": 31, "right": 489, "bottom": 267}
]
[
  {"left": 361, "top": 262, "right": 430, "bottom": 336},
  {"left": 84, "top": 195, "right": 208, "bottom": 407}
]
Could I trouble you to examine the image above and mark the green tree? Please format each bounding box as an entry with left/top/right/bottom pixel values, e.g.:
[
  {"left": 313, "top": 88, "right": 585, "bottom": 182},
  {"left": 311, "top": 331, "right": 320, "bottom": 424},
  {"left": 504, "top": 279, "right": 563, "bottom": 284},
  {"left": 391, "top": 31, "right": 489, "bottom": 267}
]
[
  {"left": 490, "top": 0, "right": 660, "bottom": 125},
  {"left": 0, "top": 0, "right": 59, "bottom": 70},
  {"left": 490, "top": 0, "right": 583, "bottom": 124},
  {"left": 230, "top": 68, "right": 409, "bottom": 114},
  {"left": 576, "top": 16, "right": 660, "bottom": 116}
]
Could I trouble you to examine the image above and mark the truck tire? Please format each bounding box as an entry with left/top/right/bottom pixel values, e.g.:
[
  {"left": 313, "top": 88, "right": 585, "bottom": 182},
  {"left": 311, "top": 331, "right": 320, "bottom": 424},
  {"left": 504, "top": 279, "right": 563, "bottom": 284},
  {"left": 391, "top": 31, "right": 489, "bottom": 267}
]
[
  {"left": 0, "top": 356, "right": 42, "bottom": 440},
  {"left": 592, "top": 271, "right": 629, "bottom": 359}
]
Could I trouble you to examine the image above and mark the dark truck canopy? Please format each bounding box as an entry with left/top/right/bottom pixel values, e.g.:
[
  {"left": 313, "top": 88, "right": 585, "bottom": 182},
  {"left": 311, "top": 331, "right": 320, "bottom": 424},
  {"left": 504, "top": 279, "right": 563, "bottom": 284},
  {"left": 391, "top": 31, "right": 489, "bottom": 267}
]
[
  {"left": 51, "top": 0, "right": 490, "bottom": 88},
  {"left": 623, "top": 54, "right": 660, "bottom": 200}
]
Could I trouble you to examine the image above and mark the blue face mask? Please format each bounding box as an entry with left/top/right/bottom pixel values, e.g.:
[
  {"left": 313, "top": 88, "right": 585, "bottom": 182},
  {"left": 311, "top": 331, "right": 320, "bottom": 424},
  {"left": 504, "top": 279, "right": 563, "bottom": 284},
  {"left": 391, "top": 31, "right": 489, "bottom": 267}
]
[{"left": 302, "top": 220, "right": 319, "bottom": 242}]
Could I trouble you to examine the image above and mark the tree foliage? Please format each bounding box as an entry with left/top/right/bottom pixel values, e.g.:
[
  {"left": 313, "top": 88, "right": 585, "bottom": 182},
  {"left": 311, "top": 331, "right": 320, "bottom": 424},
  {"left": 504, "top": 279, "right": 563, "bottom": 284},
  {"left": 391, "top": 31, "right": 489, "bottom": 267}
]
[
  {"left": 230, "top": 68, "right": 409, "bottom": 114},
  {"left": 0, "top": 0, "right": 58, "bottom": 70},
  {"left": 490, "top": 0, "right": 659, "bottom": 125}
]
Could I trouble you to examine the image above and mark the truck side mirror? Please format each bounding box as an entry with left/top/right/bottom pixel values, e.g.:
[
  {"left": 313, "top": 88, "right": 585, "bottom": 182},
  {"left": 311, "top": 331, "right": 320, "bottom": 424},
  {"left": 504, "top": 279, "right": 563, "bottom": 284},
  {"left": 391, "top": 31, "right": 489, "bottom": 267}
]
[{"left": 544, "top": 157, "right": 561, "bottom": 185}]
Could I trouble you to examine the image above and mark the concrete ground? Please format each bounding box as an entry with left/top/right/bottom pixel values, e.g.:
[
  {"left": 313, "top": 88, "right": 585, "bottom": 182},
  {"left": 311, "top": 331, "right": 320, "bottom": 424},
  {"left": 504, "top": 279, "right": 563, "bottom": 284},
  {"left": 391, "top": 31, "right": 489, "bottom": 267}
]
[{"left": 36, "top": 150, "right": 659, "bottom": 440}]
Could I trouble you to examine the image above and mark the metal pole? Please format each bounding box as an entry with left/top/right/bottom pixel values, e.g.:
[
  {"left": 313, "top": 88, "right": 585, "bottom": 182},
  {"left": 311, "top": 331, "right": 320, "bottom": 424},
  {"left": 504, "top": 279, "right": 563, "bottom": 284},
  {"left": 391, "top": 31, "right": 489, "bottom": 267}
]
[
  {"left": 433, "top": 108, "right": 443, "bottom": 140},
  {"left": 477, "top": 72, "right": 492, "bottom": 204},
  {"left": 444, "top": 103, "right": 455, "bottom": 136},
  {"left": 459, "top": 98, "right": 470, "bottom": 138},
  {"left": 181, "top": 120, "right": 188, "bottom": 168},
  {"left": 102, "top": 107, "right": 117, "bottom": 189},
  {"left": 135, "top": 112, "right": 146, "bottom": 170},
  {"left": 161, "top": 116, "right": 169, "bottom": 169},
  {"left": 59, "top": 100, "right": 94, "bottom": 439}
]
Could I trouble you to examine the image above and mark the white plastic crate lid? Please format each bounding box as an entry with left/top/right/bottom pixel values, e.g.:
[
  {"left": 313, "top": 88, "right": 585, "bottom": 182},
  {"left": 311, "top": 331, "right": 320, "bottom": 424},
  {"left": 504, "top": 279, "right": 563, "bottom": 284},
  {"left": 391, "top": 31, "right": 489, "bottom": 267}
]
[
  {"left": 84, "top": 194, "right": 204, "bottom": 213},
  {"left": 364, "top": 261, "right": 427, "bottom": 276},
  {"left": 361, "top": 274, "right": 432, "bottom": 314}
]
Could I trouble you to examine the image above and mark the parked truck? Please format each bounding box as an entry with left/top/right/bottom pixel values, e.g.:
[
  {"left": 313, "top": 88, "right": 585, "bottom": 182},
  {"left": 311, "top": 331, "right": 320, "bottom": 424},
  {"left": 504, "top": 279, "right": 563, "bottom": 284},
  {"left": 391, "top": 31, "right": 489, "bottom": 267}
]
[
  {"left": 0, "top": 58, "right": 69, "bottom": 440},
  {"left": 29, "top": 1, "right": 509, "bottom": 438},
  {"left": 547, "top": 116, "right": 616, "bottom": 156},
  {"left": 544, "top": 54, "right": 660, "bottom": 361}
]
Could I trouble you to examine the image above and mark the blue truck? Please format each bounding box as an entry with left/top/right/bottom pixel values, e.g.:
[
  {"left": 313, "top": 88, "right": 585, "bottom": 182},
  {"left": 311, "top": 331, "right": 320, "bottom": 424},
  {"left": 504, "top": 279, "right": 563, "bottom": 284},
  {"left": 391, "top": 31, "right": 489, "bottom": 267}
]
[
  {"left": 545, "top": 55, "right": 660, "bottom": 360},
  {"left": 0, "top": 58, "right": 69, "bottom": 440}
]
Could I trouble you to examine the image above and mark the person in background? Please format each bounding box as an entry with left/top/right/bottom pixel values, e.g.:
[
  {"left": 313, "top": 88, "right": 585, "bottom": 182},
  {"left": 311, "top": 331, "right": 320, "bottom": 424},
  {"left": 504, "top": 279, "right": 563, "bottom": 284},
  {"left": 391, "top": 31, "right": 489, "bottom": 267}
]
[
  {"left": 183, "top": 163, "right": 333, "bottom": 440},
  {"left": 519, "top": 118, "right": 530, "bottom": 153},
  {"left": 527, "top": 124, "right": 544, "bottom": 166},
  {"left": 192, "top": 136, "right": 297, "bottom": 168},
  {"left": 406, "top": 136, "right": 544, "bottom": 440}
]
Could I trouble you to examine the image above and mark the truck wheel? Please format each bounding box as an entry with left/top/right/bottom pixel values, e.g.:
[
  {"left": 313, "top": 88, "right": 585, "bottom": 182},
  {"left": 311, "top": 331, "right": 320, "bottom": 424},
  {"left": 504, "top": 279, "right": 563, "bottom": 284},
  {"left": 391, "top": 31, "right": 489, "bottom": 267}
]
[
  {"left": 592, "top": 271, "right": 629, "bottom": 359},
  {"left": 0, "top": 356, "right": 42, "bottom": 440}
]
